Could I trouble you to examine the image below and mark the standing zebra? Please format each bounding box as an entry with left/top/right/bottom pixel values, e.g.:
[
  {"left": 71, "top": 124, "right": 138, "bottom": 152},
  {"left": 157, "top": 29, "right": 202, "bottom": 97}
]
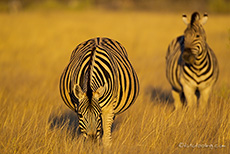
[
  {"left": 166, "top": 12, "right": 219, "bottom": 110},
  {"left": 60, "top": 37, "right": 139, "bottom": 146}
]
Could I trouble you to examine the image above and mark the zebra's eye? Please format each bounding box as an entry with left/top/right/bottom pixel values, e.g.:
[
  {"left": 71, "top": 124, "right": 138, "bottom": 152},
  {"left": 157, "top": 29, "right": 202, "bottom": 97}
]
[{"left": 196, "top": 34, "right": 200, "bottom": 38}]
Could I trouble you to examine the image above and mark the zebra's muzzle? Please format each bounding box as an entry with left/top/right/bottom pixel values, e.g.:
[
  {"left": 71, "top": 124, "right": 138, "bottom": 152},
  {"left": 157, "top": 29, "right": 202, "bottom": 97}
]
[
  {"left": 182, "top": 48, "right": 195, "bottom": 64},
  {"left": 84, "top": 133, "right": 100, "bottom": 143}
]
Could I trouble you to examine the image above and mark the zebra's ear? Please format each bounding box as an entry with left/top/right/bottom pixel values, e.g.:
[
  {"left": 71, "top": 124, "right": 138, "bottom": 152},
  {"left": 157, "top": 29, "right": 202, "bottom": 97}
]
[
  {"left": 182, "top": 14, "right": 189, "bottom": 25},
  {"left": 200, "top": 13, "right": 208, "bottom": 25},
  {"left": 73, "top": 84, "right": 84, "bottom": 99},
  {"left": 93, "top": 83, "right": 108, "bottom": 99}
]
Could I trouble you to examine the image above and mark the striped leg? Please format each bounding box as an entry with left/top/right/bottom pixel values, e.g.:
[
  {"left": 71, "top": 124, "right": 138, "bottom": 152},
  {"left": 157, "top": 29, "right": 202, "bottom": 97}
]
[{"left": 102, "top": 104, "right": 114, "bottom": 147}]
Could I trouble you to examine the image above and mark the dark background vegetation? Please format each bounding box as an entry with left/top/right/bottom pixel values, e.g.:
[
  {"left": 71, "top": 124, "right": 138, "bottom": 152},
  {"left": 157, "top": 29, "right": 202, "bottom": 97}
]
[{"left": 1, "top": 0, "right": 230, "bottom": 13}]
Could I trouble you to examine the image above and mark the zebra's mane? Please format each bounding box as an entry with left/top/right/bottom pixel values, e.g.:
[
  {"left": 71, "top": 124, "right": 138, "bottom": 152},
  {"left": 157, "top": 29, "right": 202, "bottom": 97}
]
[
  {"left": 86, "top": 46, "right": 97, "bottom": 101},
  {"left": 190, "top": 12, "right": 200, "bottom": 26}
]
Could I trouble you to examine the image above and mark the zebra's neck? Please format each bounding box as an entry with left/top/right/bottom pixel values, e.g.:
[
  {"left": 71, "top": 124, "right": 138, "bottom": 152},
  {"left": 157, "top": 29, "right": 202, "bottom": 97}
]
[
  {"left": 184, "top": 45, "right": 211, "bottom": 76},
  {"left": 86, "top": 46, "right": 97, "bottom": 99},
  {"left": 193, "top": 45, "right": 209, "bottom": 69}
]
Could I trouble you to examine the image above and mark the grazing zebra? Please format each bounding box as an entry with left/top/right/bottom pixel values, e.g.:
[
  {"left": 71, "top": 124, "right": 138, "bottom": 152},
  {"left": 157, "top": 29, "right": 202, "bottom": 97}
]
[
  {"left": 60, "top": 37, "right": 139, "bottom": 146},
  {"left": 166, "top": 12, "right": 219, "bottom": 110}
]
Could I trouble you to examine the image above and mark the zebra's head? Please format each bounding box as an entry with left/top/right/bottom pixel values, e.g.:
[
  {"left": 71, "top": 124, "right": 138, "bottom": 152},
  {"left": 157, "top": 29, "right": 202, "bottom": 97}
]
[
  {"left": 73, "top": 83, "right": 107, "bottom": 140},
  {"left": 182, "top": 12, "right": 208, "bottom": 64}
]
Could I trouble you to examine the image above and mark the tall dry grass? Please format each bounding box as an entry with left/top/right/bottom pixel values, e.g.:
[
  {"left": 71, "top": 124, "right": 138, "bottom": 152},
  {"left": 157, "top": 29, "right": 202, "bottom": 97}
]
[{"left": 0, "top": 10, "right": 230, "bottom": 153}]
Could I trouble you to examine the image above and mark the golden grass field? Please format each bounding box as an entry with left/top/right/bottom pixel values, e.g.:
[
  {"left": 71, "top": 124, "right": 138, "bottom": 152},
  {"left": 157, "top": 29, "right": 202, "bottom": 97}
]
[{"left": 0, "top": 10, "right": 230, "bottom": 153}]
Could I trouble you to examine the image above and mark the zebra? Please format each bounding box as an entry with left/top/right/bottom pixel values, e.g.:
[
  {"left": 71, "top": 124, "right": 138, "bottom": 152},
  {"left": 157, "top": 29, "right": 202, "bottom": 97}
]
[
  {"left": 60, "top": 37, "right": 139, "bottom": 146},
  {"left": 166, "top": 12, "right": 219, "bottom": 110}
]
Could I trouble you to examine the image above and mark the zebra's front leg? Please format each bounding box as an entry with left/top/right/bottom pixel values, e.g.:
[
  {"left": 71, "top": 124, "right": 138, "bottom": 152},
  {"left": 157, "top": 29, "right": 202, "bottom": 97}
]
[
  {"left": 172, "top": 90, "right": 183, "bottom": 110},
  {"left": 101, "top": 104, "right": 114, "bottom": 147},
  {"left": 199, "top": 86, "right": 212, "bottom": 110},
  {"left": 182, "top": 84, "right": 197, "bottom": 108}
]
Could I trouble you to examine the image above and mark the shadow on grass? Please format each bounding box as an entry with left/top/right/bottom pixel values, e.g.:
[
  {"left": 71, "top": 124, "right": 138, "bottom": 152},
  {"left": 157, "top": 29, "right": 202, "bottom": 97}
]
[
  {"left": 146, "top": 86, "right": 174, "bottom": 104},
  {"left": 49, "top": 110, "right": 80, "bottom": 139}
]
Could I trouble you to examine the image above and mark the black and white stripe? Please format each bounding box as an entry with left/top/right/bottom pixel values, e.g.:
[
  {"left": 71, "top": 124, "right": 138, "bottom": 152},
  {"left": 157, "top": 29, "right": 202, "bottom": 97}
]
[
  {"left": 166, "top": 12, "right": 219, "bottom": 110},
  {"left": 60, "top": 37, "right": 139, "bottom": 146}
]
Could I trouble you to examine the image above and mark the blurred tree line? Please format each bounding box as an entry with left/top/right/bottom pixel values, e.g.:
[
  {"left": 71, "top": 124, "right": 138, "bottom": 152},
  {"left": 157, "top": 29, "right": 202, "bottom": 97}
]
[{"left": 1, "top": 0, "right": 230, "bottom": 13}]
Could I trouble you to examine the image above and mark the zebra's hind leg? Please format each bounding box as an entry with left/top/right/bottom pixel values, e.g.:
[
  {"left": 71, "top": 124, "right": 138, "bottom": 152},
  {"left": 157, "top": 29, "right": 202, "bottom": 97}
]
[
  {"left": 172, "top": 90, "right": 183, "bottom": 110},
  {"left": 101, "top": 104, "right": 114, "bottom": 147},
  {"left": 199, "top": 86, "right": 212, "bottom": 110}
]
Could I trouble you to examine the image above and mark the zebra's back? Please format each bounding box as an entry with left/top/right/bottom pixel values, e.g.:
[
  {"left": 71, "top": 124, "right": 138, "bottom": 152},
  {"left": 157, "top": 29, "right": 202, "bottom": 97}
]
[{"left": 60, "top": 37, "right": 139, "bottom": 114}]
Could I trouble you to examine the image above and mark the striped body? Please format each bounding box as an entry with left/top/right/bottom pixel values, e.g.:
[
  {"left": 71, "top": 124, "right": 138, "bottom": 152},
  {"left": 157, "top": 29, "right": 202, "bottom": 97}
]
[
  {"left": 166, "top": 12, "right": 219, "bottom": 109},
  {"left": 60, "top": 37, "right": 139, "bottom": 146}
]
